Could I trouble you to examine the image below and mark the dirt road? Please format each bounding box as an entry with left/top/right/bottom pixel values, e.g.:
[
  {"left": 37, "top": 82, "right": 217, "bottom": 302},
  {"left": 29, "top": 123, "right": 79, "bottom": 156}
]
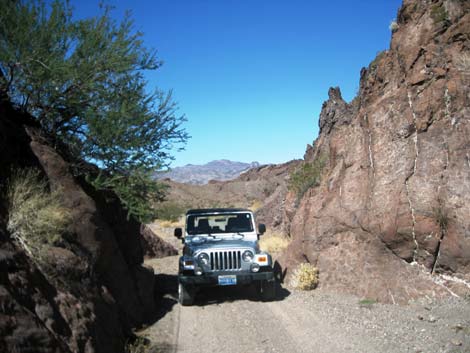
[{"left": 142, "top": 255, "right": 470, "bottom": 353}]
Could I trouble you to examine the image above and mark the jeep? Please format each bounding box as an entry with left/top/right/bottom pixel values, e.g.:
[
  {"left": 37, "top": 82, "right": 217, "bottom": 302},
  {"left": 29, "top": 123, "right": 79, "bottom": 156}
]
[{"left": 174, "top": 208, "right": 275, "bottom": 305}]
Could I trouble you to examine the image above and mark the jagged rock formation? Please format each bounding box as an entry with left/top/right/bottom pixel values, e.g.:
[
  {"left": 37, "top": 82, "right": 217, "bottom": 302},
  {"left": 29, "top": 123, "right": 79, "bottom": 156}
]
[
  {"left": 0, "top": 99, "right": 172, "bottom": 352},
  {"left": 281, "top": 0, "right": 470, "bottom": 303}
]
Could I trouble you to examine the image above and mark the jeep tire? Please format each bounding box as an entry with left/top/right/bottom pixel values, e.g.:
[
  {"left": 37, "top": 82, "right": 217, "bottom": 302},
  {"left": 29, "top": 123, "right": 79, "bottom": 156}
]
[
  {"left": 258, "top": 279, "right": 276, "bottom": 302},
  {"left": 178, "top": 282, "right": 195, "bottom": 306}
]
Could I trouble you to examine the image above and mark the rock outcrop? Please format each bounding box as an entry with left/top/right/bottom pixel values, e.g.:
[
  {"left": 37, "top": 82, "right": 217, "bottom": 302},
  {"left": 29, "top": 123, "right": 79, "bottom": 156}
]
[
  {"left": 0, "top": 98, "right": 165, "bottom": 352},
  {"left": 281, "top": 0, "right": 470, "bottom": 303},
  {"left": 140, "top": 225, "right": 178, "bottom": 259}
]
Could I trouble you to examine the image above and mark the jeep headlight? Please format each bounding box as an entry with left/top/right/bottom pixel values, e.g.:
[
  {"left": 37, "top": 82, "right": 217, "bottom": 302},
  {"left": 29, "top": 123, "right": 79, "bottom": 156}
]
[
  {"left": 198, "top": 252, "right": 210, "bottom": 265},
  {"left": 242, "top": 250, "right": 254, "bottom": 262}
]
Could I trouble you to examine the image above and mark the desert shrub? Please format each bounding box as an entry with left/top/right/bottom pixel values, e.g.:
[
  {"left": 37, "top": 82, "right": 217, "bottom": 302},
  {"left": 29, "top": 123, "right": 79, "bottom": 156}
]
[
  {"left": 259, "top": 232, "right": 290, "bottom": 254},
  {"left": 433, "top": 204, "right": 449, "bottom": 232},
  {"left": 389, "top": 20, "right": 399, "bottom": 32},
  {"left": 456, "top": 53, "right": 470, "bottom": 73},
  {"left": 430, "top": 4, "right": 449, "bottom": 24},
  {"left": 262, "top": 184, "right": 276, "bottom": 197},
  {"left": 125, "top": 336, "right": 150, "bottom": 353},
  {"left": 155, "top": 202, "right": 186, "bottom": 222},
  {"left": 358, "top": 298, "right": 377, "bottom": 307},
  {"left": 290, "top": 263, "right": 319, "bottom": 290},
  {"left": 250, "top": 199, "right": 263, "bottom": 212},
  {"left": 158, "top": 218, "right": 185, "bottom": 229},
  {"left": 6, "top": 168, "right": 71, "bottom": 257},
  {"left": 288, "top": 154, "right": 327, "bottom": 201},
  {"left": 369, "top": 50, "right": 387, "bottom": 72}
]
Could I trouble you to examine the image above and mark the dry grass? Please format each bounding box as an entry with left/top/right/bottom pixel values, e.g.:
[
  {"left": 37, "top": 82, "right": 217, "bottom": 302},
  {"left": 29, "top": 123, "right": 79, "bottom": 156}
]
[
  {"left": 456, "top": 53, "right": 470, "bottom": 73},
  {"left": 389, "top": 20, "right": 399, "bottom": 32},
  {"left": 259, "top": 232, "right": 290, "bottom": 254},
  {"left": 6, "top": 168, "right": 71, "bottom": 257},
  {"left": 250, "top": 199, "right": 263, "bottom": 212},
  {"left": 158, "top": 218, "right": 184, "bottom": 229},
  {"left": 290, "top": 263, "right": 319, "bottom": 290}
]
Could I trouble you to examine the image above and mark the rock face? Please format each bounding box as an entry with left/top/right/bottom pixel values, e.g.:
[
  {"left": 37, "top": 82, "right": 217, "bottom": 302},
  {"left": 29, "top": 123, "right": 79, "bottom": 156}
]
[
  {"left": 140, "top": 224, "right": 178, "bottom": 259},
  {"left": 0, "top": 99, "right": 164, "bottom": 352},
  {"left": 281, "top": 0, "right": 470, "bottom": 303}
]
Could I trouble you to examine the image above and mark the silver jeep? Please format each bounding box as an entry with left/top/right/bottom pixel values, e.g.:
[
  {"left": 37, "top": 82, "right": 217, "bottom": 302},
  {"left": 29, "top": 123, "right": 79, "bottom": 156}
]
[{"left": 174, "top": 208, "right": 275, "bottom": 306}]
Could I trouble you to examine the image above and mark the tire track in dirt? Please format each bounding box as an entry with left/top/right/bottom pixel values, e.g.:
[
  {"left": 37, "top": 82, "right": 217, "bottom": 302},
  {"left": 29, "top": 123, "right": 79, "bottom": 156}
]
[{"left": 143, "top": 252, "right": 470, "bottom": 353}]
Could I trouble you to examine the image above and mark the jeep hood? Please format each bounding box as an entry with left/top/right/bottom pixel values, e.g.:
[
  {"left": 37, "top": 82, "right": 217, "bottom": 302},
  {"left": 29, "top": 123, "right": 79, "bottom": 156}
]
[{"left": 186, "top": 238, "right": 257, "bottom": 254}]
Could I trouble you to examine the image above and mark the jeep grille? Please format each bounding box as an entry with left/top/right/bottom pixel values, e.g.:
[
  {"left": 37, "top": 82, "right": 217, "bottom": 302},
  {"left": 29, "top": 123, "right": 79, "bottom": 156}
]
[{"left": 209, "top": 250, "right": 242, "bottom": 271}]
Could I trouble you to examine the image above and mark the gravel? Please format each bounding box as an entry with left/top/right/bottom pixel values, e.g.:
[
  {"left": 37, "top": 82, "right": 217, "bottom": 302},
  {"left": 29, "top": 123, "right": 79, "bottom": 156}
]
[{"left": 142, "top": 254, "right": 470, "bottom": 353}]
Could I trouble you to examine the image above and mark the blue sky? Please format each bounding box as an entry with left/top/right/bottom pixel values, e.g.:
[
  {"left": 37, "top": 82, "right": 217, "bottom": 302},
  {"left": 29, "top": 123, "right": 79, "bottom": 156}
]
[{"left": 72, "top": 0, "right": 403, "bottom": 167}]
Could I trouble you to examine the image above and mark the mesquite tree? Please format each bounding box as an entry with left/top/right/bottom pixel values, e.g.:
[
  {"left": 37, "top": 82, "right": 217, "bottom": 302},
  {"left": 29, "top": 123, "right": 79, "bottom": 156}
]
[{"left": 0, "top": 0, "right": 189, "bottom": 221}]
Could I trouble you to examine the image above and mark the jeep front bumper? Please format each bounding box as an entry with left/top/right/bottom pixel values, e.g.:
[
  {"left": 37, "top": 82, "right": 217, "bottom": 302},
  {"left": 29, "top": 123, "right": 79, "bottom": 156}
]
[{"left": 179, "top": 271, "right": 274, "bottom": 286}]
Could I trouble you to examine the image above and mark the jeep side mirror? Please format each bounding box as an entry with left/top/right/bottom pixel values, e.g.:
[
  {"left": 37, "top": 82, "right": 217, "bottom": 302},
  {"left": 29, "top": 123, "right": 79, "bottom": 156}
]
[
  {"left": 258, "top": 223, "right": 266, "bottom": 235},
  {"left": 174, "top": 228, "right": 183, "bottom": 239}
]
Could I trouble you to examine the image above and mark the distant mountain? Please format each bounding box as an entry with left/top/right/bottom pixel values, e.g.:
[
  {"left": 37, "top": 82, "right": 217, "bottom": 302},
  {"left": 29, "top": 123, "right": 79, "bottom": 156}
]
[{"left": 156, "top": 160, "right": 261, "bottom": 184}]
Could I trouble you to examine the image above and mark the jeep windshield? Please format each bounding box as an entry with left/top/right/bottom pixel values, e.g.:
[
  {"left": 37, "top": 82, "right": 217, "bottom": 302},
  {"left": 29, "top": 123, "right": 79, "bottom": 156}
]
[{"left": 186, "top": 212, "right": 254, "bottom": 235}]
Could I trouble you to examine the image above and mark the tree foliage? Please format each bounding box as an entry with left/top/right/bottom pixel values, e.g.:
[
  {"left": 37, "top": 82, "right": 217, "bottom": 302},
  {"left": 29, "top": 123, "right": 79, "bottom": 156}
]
[{"left": 0, "top": 0, "right": 189, "bottom": 222}]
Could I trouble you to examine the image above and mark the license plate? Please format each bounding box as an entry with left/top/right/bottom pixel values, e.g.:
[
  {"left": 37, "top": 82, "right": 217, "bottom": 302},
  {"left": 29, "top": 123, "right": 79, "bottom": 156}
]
[{"left": 218, "top": 275, "right": 237, "bottom": 286}]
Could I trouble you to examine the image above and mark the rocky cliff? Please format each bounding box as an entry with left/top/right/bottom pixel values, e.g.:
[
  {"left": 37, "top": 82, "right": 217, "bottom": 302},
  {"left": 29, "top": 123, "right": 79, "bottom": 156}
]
[
  {"left": 281, "top": 0, "right": 470, "bottom": 303},
  {"left": 0, "top": 98, "right": 175, "bottom": 352}
]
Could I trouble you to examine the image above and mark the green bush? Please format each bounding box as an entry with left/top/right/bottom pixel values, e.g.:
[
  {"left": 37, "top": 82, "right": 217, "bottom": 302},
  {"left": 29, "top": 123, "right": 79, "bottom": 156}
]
[
  {"left": 6, "top": 168, "right": 71, "bottom": 257},
  {"left": 288, "top": 155, "right": 327, "bottom": 201},
  {"left": 430, "top": 4, "right": 449, "bottom": 24},
  {"left": 358, "top": 298, "right": 377, "bottom": 307},
  {"left": 89, "top": 170, "right": 168, "bottom": 223},
  {"left": 0, "top": 0, "right": 188, "bottom": 223},
  {"left": 369, "top": 50, "right": 386, "bottom": 72},
  {"left": 155, "top": 202, "right": 186, "bottom": 222}
]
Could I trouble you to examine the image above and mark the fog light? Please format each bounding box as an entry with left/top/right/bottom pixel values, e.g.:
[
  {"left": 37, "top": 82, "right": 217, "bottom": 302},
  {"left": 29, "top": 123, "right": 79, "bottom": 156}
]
[
  {"left": 251, "top": 263, "right": 260, "bottom": 273},
  {"left": 195, "top": 268, "right": 203, "bottom": 276}
]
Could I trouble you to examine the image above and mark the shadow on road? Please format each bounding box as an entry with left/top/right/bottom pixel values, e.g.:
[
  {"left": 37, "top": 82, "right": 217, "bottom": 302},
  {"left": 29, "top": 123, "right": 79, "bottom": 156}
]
[
  {"left": 193, "top": 281, "right": 290, "bottom": 306},
  {"left": 152, "top": 271, "right": 291, "bottom": 312},
  {"left": 149, "top": 273, "right": 178, "bottom": 324}
]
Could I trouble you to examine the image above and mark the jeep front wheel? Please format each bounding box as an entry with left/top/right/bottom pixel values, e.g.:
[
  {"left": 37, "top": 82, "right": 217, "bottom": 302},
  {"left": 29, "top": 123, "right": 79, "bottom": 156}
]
[
  {"left": 178, "top": 282, "right": 195, "bottom": 306},
  {"left": 258, "top": 279, "right": 276, "bottom": 302}
]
